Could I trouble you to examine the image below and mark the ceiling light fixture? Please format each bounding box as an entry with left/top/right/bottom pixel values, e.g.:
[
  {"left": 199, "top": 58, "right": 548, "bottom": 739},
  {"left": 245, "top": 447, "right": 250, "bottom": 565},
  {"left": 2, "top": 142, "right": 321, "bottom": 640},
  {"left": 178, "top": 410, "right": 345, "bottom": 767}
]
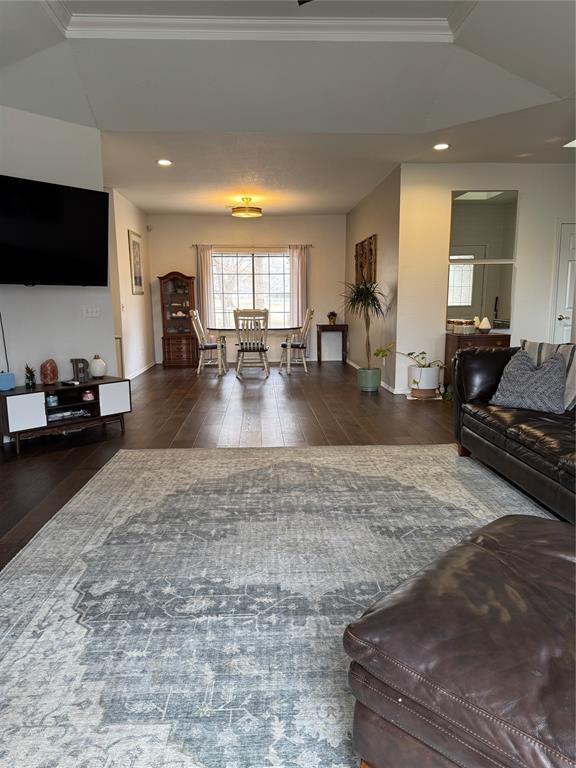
[
  {"left": 157, "top": 158, "right": 173, "bottom": 166},
  {"left": 563, "top": 140, "right": 576, "bottom": 148},
  {"left": 433, "top": 143, "right": 451, "bottom": 151},
  {"left": 231, "top": 197, "right": 263, "bottom": 218}
]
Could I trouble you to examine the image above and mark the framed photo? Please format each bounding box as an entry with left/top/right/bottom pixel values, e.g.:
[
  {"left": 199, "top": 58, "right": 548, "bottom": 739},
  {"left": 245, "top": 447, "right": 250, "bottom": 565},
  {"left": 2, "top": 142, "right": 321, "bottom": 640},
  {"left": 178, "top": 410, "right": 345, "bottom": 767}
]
[
  {"left": 128, "top": 230, "right": 144, "bottom": 295},
  {"left": 355, "top": 234, "right": 377, "bottom": 284}
]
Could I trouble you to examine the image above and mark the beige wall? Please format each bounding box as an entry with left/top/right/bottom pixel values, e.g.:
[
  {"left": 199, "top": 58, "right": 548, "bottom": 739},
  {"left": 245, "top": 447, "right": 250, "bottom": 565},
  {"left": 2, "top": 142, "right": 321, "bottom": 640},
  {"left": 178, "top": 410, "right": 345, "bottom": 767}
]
[
  {"left": 108, "top": 190, "right": 155, "bottom": 379},
  {"left": 345, "top": 167, "right": 400, "bottom": 390},
  {"left": 0, "top": 106, "right": 116, "bottom": 384},
  {"left": 395, "top": 163, "right": 575, "bottom": 392},
  {"left": 147, "top": 214, "right": 346, "bottom": 362}
]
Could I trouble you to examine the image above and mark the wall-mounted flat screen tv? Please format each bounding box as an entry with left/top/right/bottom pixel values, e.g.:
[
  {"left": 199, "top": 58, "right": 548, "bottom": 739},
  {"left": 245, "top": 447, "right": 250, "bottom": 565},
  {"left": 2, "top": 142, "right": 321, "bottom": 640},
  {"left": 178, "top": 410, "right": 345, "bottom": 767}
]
[{"left": 0, "top": 174, "right": 109, "bottom": 286}]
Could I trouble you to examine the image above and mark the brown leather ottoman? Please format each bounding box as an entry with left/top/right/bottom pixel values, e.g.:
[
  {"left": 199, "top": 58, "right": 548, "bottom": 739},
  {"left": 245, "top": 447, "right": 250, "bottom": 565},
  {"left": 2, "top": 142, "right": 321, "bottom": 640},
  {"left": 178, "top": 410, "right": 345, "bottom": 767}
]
[{"left": 343, "top": 515, "right": 576, "bottom": 768}]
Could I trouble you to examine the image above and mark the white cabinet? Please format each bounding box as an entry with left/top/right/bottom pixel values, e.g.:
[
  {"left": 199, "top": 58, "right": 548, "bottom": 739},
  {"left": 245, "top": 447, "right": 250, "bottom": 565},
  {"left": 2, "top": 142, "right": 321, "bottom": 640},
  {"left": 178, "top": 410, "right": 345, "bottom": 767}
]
[
  {"left": 99, "top": 380, "right": 131, "bottom": 416},
  {"left": 6, "top": 392, "right": 47, "bottom": 432}
]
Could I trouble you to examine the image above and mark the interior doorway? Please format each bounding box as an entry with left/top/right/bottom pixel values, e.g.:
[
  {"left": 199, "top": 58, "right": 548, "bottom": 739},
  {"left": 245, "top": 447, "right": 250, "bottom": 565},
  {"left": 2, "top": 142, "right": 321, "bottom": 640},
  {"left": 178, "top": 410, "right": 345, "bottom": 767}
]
[{"left": 553, "top": 223, "right": 575, "bottom": 343}]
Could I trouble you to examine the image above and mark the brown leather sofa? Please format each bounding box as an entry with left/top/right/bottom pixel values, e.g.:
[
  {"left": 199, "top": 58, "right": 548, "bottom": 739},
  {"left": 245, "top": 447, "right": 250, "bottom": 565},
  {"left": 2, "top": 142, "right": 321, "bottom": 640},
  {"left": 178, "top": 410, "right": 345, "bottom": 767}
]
[
  {"left": 453, "top": 346, "right": 575, "bottom": 523},
  {"left": 344, "top": 515, "right": 575, "bottom": 768}
]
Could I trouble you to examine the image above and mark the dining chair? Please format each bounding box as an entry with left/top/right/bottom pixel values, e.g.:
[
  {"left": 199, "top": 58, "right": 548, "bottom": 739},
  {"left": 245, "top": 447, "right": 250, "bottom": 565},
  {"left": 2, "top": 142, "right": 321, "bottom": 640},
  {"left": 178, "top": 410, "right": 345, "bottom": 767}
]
[
  {"left": 190, "top": 310, "right": 227, "bottom": 375},
  {"left": 279, "top": 308, "right": 314, "bottom": 374},
  {"left": 234, "top": 308, "right": 270, "bottom": 378}
]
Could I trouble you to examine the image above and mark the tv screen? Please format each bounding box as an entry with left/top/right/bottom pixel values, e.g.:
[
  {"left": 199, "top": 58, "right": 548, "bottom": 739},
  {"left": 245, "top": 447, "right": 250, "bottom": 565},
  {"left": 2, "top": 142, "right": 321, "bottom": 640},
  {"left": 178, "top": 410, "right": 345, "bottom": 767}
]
[{"left": 0, "top": 174, "right": 109, "bottom": 286}]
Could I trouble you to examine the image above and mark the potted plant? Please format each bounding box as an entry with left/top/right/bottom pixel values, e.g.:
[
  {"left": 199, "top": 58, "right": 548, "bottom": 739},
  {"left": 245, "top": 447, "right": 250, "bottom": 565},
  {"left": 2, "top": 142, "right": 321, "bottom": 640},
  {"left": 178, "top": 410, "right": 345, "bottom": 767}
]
[
  {"left": 399, "top": 351, "right": 445, "bottom": 399},
  {"left": 374, "top": 342, "right": 395, "bottom": 366},
  {"left": 343, "top": 280, "right": 391, "bottom": 392},
  {"left": 327, "top": 311, "right": 338, "bottom": 325}
]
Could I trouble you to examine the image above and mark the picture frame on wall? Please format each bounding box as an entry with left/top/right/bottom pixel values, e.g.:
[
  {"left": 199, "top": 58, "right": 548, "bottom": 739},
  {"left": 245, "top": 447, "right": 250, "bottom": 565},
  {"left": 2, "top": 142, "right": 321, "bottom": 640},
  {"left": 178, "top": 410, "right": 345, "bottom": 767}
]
[{"left": 128, "top": 229, "right": 144, "bottom": 295}]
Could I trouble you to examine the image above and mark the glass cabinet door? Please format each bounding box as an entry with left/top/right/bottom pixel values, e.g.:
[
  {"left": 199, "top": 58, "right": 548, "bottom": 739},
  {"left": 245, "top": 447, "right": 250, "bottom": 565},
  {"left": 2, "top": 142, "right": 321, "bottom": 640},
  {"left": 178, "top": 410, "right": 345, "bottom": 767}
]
[{"left": 162, "top": 275, "right": 192, "bottom": 334}]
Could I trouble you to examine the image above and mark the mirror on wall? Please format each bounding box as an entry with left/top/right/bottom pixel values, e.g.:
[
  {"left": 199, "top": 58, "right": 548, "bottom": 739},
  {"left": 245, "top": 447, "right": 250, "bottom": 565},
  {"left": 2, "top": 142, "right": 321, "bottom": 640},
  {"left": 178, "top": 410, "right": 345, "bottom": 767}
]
[{"left": 447, "top": 190, "right": 517, "bottom": 330}]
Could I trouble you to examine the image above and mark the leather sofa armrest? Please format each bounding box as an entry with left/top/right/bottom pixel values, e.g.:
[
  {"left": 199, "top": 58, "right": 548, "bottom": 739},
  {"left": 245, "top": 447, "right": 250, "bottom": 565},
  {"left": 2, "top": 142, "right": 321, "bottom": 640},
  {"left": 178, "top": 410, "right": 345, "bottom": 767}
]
[{"left": 453, "top": 346, "right": 519, "bottom": 444}]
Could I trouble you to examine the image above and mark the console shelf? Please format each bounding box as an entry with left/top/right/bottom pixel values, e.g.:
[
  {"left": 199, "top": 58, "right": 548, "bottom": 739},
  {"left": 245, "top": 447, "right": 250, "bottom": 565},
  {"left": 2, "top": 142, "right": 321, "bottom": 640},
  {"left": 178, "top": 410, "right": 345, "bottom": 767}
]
[{"left": 0, "top": 376, "right": 131, "bottom": 454}]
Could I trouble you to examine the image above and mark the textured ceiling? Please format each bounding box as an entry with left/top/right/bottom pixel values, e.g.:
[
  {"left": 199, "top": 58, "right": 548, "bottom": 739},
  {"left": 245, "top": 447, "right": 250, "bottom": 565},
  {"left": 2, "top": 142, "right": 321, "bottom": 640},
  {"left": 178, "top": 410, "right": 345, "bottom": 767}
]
[{"left": 0, "top": 0, "right": 574, "bottom": 214}]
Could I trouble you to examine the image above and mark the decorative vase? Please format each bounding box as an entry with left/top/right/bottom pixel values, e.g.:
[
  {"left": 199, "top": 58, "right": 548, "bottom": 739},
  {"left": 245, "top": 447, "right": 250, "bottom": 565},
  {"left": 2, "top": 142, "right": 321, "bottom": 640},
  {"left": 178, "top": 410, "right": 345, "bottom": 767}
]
[
  {"left": 89, "top": 355, "right": 107, "bottom": 379},
  {"left": 40, "top": 358, "right": 59, "bottom": 385},
  {"left": 408, "top": 365, "right": 440, "bottom": 399},
  {"left": 357, "top": 367, "right": 381, "bottom": 392},
  {"left": 478, "top": 317, "right": 492, "bottom": 334},
  {"left": 328, "top": 314, "right": 337, "bottom": 325}
]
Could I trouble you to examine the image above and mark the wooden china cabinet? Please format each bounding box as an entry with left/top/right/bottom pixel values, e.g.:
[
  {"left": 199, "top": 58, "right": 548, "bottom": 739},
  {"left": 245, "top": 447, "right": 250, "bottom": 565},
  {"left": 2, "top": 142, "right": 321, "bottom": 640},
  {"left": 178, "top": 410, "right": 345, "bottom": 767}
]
[{"left": 158, "top": 272, "right": 198, "bottom": 367}]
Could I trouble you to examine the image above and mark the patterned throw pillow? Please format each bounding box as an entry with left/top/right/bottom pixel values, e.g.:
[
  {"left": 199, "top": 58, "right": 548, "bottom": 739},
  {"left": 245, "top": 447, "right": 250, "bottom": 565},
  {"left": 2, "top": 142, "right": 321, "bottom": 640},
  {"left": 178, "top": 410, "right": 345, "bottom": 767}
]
[
  {"left": 490, "top": 350, "right": 566, "bottom": 414},
  {"left": 521, "top": 340, "right": 576, "bottom": 410}
]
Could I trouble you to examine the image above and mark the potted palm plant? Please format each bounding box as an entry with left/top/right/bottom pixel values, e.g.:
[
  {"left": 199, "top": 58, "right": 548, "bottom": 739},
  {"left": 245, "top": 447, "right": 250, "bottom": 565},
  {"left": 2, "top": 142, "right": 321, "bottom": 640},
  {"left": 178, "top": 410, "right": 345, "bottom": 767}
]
[{"left": 343, "top": 280, "right": 391, "bottom": 392}]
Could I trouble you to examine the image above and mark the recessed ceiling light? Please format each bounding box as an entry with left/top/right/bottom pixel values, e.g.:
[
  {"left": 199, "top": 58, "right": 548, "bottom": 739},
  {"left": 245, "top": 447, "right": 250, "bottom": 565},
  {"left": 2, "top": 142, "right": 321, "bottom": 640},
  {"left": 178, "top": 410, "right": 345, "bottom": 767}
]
[
  {"left": 563, "top": 140, "right": 576, "bottom": 148},
  {"left": 515, "top": 153, "right": 534, "bottom": 159},
  {"left": 157, "top": 158, "right": 173, "bottom": 166},
  {"left": 433, "top": 143, "right": 451, "bottom": 151},
  {"left": 454, "top": 192, "right": 504, "bottom": 201}
]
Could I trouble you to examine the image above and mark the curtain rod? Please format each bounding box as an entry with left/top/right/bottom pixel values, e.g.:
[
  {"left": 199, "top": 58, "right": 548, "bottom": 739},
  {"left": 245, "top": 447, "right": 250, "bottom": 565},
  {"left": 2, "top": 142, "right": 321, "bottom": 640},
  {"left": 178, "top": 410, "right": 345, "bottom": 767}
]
[{"left": 191, "top": 244, "right": 313, "bottom": 249}]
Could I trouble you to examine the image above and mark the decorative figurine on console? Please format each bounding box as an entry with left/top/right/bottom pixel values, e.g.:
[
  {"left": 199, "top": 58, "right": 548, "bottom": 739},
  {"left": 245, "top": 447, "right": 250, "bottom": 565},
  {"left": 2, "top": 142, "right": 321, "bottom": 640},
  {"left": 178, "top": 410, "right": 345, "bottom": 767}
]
[
  {"left": 71, "top": 358, "right": 91, "bottom": 383},
  {"left": 89, "top": 354, "right": 107, "bottom": 379},
  {"left": 40, "top": 358, "right": 59, "bottom": 385},
  {"left": 25, "top": 364, "right": 37, "bottom": 389}
]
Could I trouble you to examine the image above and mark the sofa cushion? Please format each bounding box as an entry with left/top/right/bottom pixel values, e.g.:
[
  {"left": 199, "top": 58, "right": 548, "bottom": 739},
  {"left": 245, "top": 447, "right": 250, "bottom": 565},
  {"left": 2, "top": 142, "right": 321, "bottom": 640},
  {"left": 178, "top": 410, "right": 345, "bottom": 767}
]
[
  {"left": 462, "top": 403, "right": 575, "bottom": 487},
  {"left": 344, "top": 515, "right": 576, "bottom": 768},
  {"left": 490, "top": 350, "right": 566, "bottom": 414},
  {"left": 521, "top": 339, "right": 576, "bottom": 411}
]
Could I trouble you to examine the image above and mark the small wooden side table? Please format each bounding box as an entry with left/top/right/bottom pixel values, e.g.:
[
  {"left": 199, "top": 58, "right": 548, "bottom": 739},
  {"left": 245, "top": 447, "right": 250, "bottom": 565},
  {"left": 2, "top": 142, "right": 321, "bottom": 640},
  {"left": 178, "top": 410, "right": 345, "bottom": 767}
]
[{"left": 317, "top": 323, "right": 348, "bottom": 364}]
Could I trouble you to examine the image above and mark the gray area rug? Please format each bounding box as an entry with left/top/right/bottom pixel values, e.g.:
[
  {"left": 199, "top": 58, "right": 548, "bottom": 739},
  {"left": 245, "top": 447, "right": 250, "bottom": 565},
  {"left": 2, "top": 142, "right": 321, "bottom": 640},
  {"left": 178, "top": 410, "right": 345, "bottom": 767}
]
[{"left": 0, "top": 446, "right": 547, "bottom": 768}]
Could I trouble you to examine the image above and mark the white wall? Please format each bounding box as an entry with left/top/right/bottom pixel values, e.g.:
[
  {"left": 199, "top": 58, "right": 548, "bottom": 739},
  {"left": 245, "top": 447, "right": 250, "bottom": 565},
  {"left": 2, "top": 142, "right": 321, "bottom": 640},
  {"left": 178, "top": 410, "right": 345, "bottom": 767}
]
[
  {"left": 395, "top": 163, "right": 575, "bottom": 392},
  {"left": 108, "top": 190, "right": 155, "bottom": 379},
  {"left": 147, "top": 214, "right": 346, "bottom": 362},
  {"left": 345, "top": 167, "right": 401, "bottom": 390},
  {"left": 0, "top": 106, "right": 116, "bottom": 383}
]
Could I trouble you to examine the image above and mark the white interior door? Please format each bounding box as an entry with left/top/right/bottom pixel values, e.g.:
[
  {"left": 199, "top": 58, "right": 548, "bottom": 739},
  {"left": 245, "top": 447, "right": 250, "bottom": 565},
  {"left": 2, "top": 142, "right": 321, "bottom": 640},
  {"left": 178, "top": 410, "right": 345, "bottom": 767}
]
[{"left": 553, "top": 223, "right": 575, "bottom": 343}]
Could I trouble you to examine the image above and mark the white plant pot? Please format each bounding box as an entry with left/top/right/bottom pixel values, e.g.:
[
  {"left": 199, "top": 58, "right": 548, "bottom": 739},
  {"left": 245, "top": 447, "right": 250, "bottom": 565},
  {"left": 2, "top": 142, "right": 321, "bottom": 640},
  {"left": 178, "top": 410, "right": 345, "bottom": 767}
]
[{"left": 408, "top": 365, "right": 440, "bottom": 399}]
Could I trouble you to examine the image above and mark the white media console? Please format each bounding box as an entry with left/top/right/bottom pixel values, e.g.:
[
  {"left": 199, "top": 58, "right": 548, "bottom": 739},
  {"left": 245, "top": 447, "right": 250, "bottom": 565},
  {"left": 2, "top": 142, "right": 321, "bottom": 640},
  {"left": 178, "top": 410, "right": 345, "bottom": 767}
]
[{"left": 0, "top": 376, "right": 131, "bottom": 454}]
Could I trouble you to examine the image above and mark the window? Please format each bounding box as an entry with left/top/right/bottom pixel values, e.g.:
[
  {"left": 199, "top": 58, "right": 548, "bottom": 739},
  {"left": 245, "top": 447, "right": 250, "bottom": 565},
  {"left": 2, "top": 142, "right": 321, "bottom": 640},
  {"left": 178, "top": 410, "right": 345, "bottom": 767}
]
[
  {"left": 448, "top": 263, "right": 474, "bottom": 306},
  {"left": 211, "top": 251, "right": 291, "bottom": 329}
]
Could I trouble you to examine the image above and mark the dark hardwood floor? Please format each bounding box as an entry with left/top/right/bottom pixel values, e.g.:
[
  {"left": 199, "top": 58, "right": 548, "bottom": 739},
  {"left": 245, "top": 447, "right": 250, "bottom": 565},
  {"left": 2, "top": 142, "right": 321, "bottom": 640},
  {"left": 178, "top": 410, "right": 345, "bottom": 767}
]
[{"left": 0, "top": 362, "right": 454, "bottom": 569}]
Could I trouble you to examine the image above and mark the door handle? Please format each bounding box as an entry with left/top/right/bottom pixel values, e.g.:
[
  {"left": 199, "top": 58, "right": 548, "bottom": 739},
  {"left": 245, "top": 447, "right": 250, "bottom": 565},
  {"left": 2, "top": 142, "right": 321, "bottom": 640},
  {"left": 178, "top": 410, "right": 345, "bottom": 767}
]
[{"left": 557, "top": 314, "right": 571, "bottom": 321}]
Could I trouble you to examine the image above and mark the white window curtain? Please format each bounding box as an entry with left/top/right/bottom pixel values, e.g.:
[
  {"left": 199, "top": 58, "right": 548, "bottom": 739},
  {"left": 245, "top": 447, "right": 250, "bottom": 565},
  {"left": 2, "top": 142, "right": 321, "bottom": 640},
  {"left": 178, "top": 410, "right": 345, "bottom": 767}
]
[
  {"left": 196, "top": 244, "right": 214, "bottom": 327},
  {"left": 288, "top": 244, "right": 309, "bottom": 327}
]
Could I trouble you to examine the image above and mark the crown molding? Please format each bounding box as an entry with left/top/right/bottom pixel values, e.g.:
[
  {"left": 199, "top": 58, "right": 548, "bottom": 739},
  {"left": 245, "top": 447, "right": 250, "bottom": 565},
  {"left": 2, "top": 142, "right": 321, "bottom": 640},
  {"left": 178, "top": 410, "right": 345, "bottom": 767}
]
[
  {"left": 447, "top": 1, "right": 478, "bottom": 38},
  {"left": 42, "top": 0, "right": 72, "bottom": 35},
  {"left": 64, "top": 15, "right": 453, "bottom": 43}
]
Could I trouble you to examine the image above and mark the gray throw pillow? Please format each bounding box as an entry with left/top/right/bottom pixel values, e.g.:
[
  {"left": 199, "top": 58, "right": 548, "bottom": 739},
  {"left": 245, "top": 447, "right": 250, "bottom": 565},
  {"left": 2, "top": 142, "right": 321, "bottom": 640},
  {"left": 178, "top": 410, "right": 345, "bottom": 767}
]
[
  {"left": 490, "top": 350, "right": 566, "bottom": 414},
  {"left": 520, "top": 339, "right": 576, "bottom": 410}
]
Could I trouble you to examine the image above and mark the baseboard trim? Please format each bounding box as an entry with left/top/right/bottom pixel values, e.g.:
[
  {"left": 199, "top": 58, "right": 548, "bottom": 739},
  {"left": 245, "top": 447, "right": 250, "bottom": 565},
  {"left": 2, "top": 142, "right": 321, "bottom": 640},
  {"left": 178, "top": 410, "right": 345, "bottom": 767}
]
[{"left": 127, "top": 361, "right": 157, "bottom": 380}]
